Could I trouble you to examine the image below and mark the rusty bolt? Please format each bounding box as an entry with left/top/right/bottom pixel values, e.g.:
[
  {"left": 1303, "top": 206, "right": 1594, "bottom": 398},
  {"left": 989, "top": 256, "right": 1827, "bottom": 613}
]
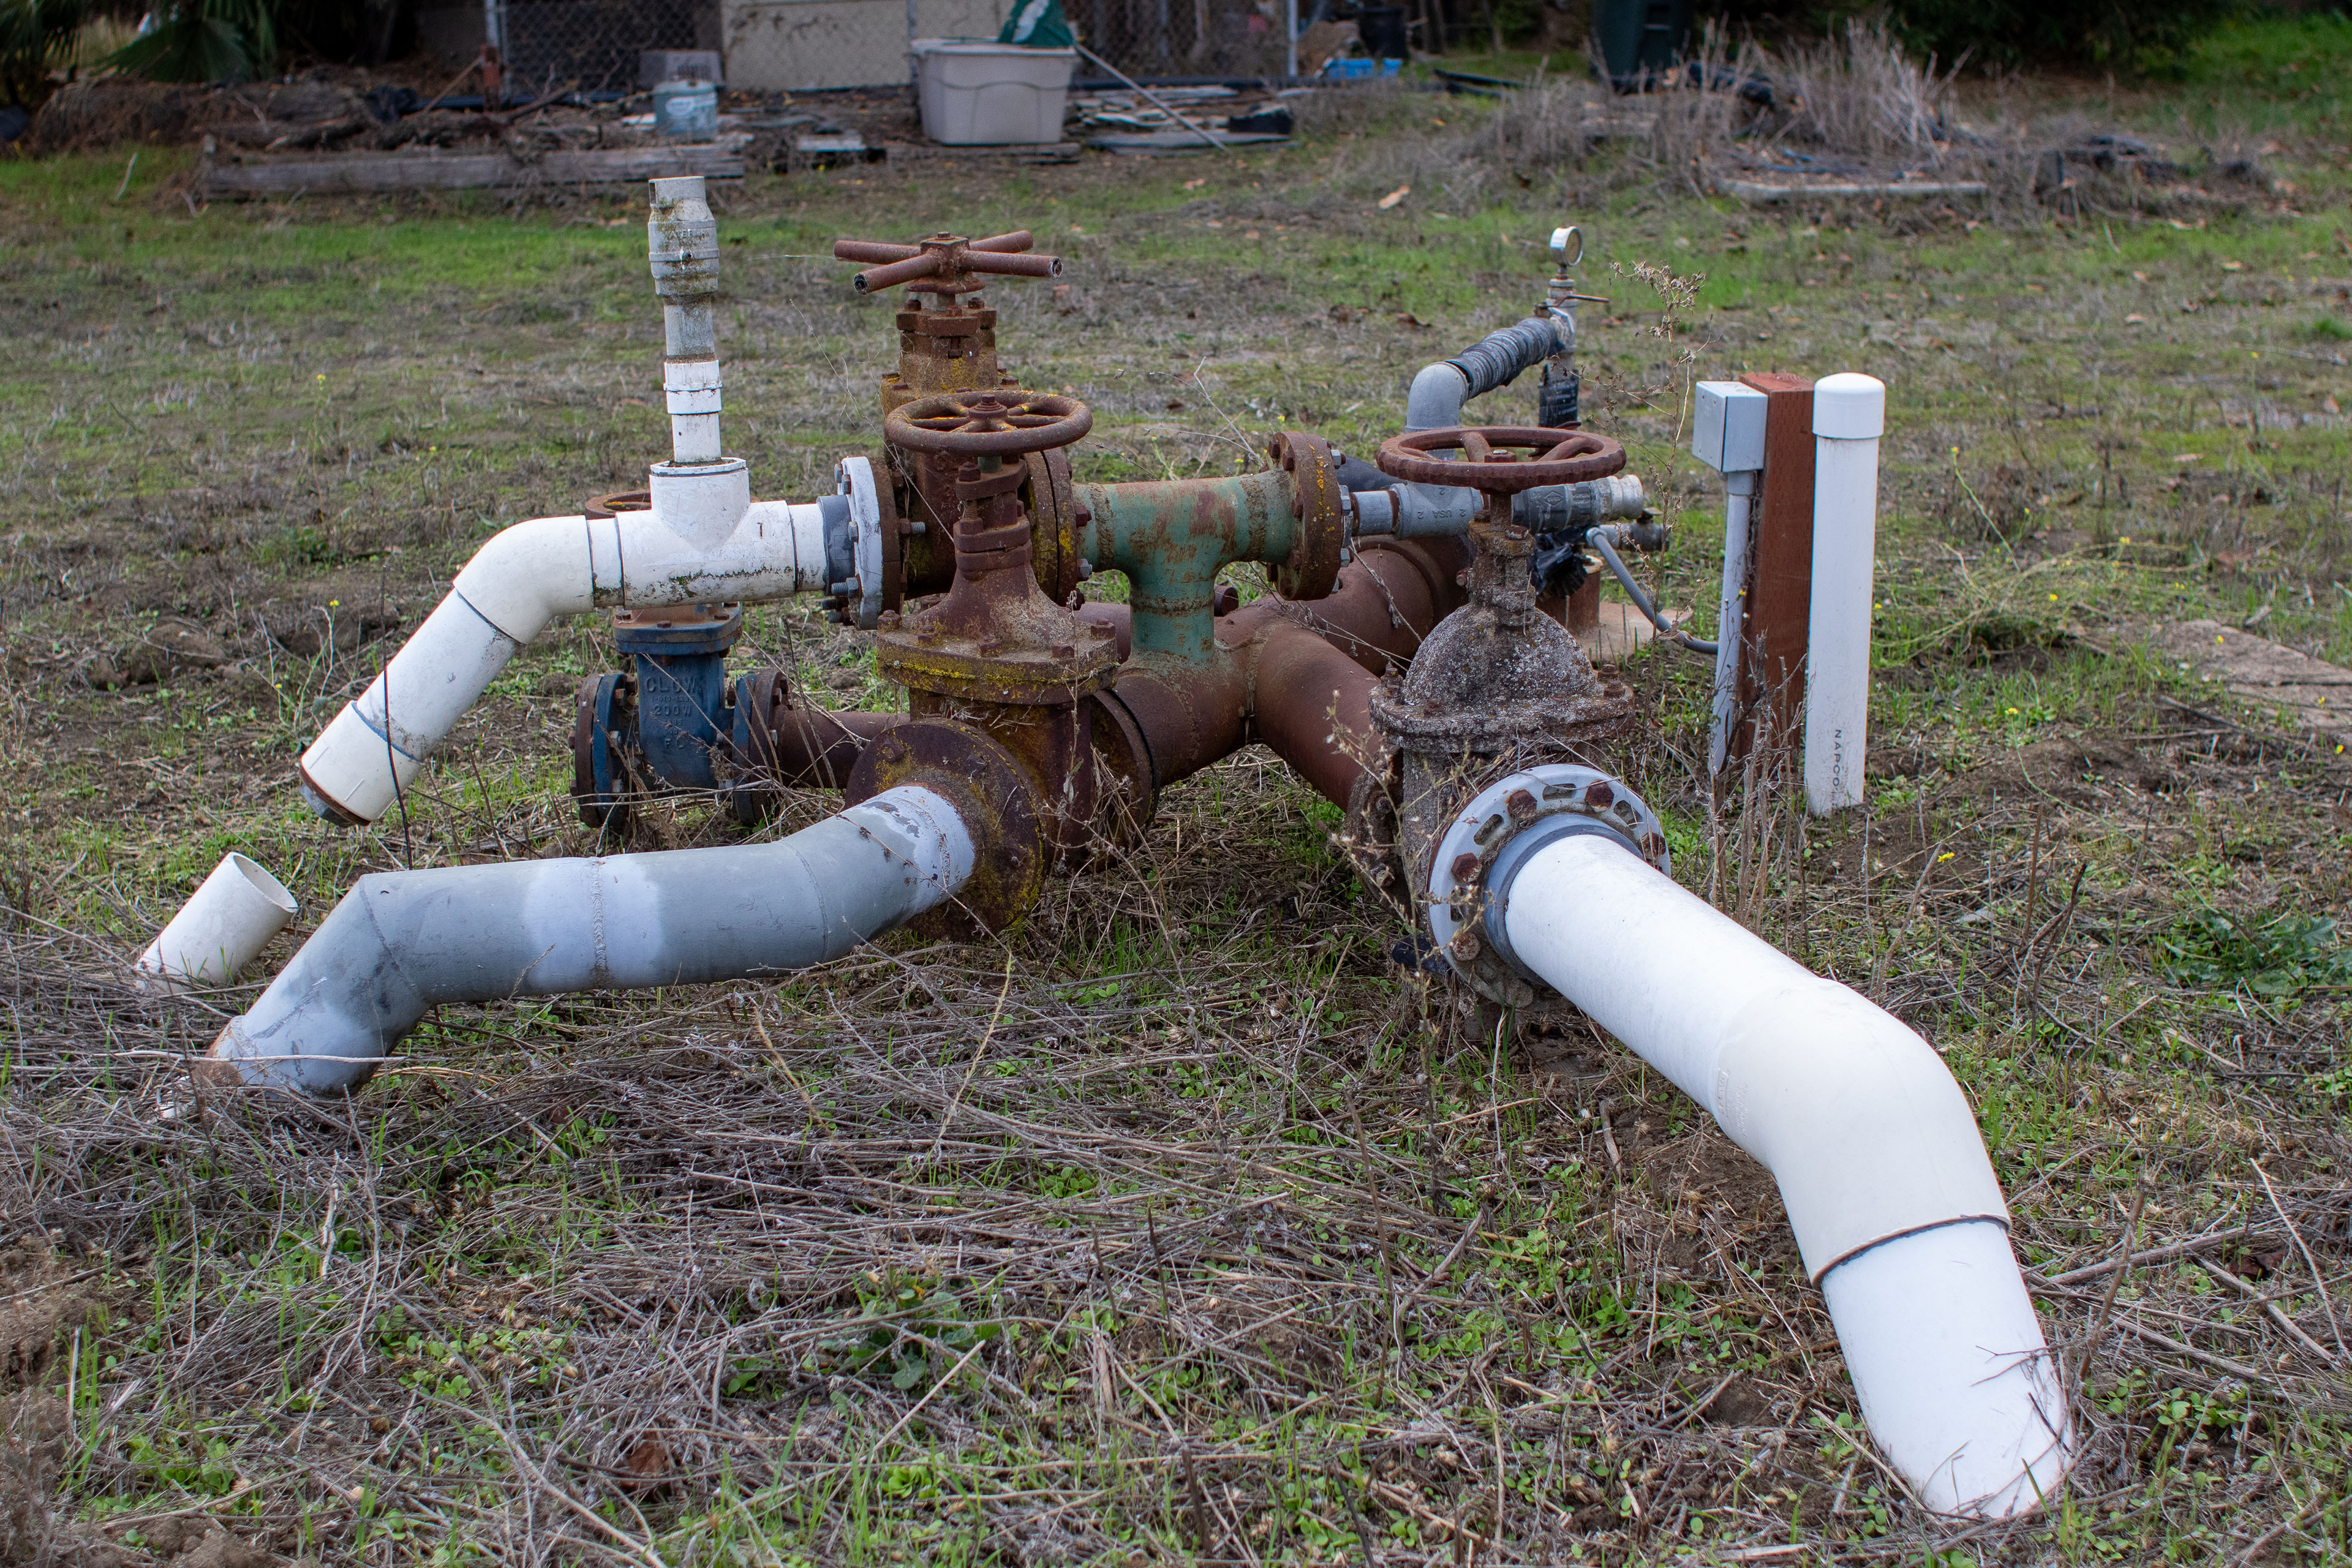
[
  {"left": 1642, "top": 831, "right": 1666, "bottom": 859},
  {"left": 1583, "top": 780, "right": 1616, "bottom": 810},
  {"left": 1449, "top": 852, "right": 1481, "bottom": 883},
  {"left": 1505, "top": 788, "right": 1538, "bottom": 823},
  {"left": 1052, "top": 643, "right": 1076, "bottom": 658},
  {"left": 1073, "top": 506, "right": 1092, "bottom": 527},
  {"left": 879, "top": 737, "right": 907, "bottom": 763},
  {"left": 878, "top": 610, "right": 901, "bottom": 630},
  {"left": 1087, "top": 622, "right": 1114, "bottom": 639},
  {"left": 1453, "top": 931, "right": 1483, "bottom": 960}
]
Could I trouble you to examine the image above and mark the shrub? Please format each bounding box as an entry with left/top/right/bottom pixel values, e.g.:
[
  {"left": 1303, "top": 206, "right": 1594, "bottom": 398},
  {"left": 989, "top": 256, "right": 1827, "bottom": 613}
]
[{"left": 0, "top": 0, "right": 89, "bottom": 110}]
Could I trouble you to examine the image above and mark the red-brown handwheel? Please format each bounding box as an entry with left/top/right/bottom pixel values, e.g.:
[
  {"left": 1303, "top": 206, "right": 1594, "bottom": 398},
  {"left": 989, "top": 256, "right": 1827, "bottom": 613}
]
[
  {"left": 1374, "top": 426, "right": 1625, "bottom": 494},
  {"left": 884, "top": 391, "right": 1093, "bottom": 458}
]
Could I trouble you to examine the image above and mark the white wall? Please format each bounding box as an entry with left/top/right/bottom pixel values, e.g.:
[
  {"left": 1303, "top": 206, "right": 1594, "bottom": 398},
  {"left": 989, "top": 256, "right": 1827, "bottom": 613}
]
[{"left": 725, "top": 0, "right": 1009, "bottom": 91}]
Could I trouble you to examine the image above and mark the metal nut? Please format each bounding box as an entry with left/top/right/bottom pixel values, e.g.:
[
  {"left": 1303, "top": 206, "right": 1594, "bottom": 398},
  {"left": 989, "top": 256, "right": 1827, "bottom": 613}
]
[{"left": 1450, "top": 852, "right": 1481, "bottom": 883}]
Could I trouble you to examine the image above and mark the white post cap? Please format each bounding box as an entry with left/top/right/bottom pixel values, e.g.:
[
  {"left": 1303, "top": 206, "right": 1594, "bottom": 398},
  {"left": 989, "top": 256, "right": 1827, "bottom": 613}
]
[{"left": 1814, "top": 373, "right": 1886, "bottom": 440}]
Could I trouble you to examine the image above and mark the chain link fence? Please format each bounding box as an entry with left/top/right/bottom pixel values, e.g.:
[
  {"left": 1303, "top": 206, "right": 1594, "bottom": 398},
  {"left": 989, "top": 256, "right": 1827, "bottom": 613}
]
[
  {"left": 488, "top": 0, "right": 709, "bottom": 96},
  {"left": 470, "top": 0, "right": 1295, "bottom": 104}
]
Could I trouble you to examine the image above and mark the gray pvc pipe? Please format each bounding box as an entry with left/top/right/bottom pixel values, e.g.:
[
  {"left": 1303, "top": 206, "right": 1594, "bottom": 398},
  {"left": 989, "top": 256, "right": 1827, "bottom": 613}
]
[{"left": 206, "top": 785, "right": 974, "bottom": 1095}]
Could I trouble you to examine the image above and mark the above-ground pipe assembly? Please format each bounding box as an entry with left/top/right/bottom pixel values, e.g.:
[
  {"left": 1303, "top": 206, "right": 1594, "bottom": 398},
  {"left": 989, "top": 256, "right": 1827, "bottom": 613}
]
[{"left": 164, "top": 176, "right": 2073, "bottom": 1521}]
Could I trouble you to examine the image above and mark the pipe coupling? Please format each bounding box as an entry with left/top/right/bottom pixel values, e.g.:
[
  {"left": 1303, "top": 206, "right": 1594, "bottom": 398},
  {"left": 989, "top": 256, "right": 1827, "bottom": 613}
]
[
  {"left": 843, "top": 719, "right": 1047, "bottom": 937},
  {"left": 1423, "top": 764, "right": 1671, "bottom": 1005}
]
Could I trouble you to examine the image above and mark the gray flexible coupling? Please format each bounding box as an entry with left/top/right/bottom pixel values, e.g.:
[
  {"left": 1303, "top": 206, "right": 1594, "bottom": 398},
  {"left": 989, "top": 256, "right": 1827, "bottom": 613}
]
[{"left": 1448, "top": 317, "right": 1570, "bottom": 401}]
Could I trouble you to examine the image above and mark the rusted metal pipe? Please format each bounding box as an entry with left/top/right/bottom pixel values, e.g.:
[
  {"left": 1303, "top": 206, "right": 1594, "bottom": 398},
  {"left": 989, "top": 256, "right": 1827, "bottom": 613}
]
[
  {"left": 760, "top": 704, "right": 902, "bottom": 790},
  {"left": 1247, "top": 622, "right": 1384, "bottom": 806},
  {"left": 1100, "top": 538, "right": 1466, "bottom": 804}
]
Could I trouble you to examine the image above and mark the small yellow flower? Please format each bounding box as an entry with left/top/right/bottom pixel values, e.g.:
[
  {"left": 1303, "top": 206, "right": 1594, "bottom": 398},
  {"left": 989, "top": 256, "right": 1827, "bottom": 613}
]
[
  {"left": 2118, "top": 535, "right": 2132, "bottom": 544},
  {"left": 2006, "top": 707, "right": 2020, "bottom": 715},
  {"left": 328, "top": 599, "right": 339, "bottom": 608},
  {"left": 1937, "top": 851, "right": 1954, "bottom": 862},
  {"left": 316, "top": 374, "right": 326, "bottom": 381},
  {"left": 2048, "top": 593, "right": 2059, "bottom": 601}
]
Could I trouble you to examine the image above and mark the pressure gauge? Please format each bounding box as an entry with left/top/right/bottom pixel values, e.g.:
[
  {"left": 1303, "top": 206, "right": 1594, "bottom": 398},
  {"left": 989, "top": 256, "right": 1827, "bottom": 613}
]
[{"left": 1548, "top": 225, "right": 1583, "bottom": 268}]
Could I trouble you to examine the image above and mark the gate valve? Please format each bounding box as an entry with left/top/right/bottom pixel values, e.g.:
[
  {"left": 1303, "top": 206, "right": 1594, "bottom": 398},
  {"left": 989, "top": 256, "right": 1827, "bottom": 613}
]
[
  {"left": 1366, "top": 424, "right": 1638, "bottom": 894},
  {"left": 871, "top": 391, "right": 1114, "bottom": 710}
]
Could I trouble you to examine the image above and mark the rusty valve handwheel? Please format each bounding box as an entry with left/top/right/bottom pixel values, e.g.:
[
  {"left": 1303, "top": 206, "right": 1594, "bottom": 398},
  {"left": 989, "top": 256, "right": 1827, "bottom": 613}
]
[
  {"left": 884, "top": 391, "right": 1094, "bottom": 459},
  {"left": 1374, "top": 426, "right": 1625, "bottom": 494}
]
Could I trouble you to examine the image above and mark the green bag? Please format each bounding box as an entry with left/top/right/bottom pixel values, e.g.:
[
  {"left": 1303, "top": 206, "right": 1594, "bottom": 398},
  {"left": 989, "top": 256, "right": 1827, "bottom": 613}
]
[{"left": 998, "top": 0, "right": 1074, "bottom": 48}]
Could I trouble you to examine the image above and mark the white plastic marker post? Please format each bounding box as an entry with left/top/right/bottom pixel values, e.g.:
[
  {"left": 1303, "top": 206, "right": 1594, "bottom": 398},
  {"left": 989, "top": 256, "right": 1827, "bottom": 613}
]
[
  {"left": 1804, "top": 373, "right": 1886, "bottom": 813},
  {"left": 136, "top": 853, "right": 298, "bottom": 991},
  {"left": 1690, "top": 381, "right": 1769, "bottom": 776}
]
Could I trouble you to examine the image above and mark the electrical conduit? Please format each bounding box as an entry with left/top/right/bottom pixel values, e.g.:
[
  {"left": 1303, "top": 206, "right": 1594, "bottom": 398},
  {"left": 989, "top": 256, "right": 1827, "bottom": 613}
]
[
  {"left": 1482, "top": 809, "right": 2072, "bottom": 1518},
  {"left": 203, "top": 785, "right": 974, "bottom": 1095}
]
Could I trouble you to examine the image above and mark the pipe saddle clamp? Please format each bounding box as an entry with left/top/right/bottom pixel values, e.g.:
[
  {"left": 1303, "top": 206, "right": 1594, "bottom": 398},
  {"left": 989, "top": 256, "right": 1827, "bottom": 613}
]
[{"left": 1425, "top": 763, "right": 1672, "bottom": 1007}]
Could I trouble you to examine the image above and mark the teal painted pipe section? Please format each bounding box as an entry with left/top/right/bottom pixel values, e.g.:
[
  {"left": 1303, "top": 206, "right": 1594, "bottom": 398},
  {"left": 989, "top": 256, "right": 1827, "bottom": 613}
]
[{"left": 1076, "top": 471, "right": 1301, "bottom": 663}]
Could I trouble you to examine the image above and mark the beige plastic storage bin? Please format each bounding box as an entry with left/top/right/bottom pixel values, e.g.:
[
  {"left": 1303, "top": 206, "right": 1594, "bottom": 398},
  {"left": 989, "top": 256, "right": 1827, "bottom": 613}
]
[{"left": 911, "top": 39, "right": 1077, "bottom": 145}]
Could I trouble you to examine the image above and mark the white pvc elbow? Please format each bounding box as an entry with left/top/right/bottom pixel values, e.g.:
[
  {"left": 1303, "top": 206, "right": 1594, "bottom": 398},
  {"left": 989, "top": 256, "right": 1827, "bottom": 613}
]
[
  {"left": 298, "top": 479, "right": 833, "bottom": 824},
  {"left": 136, "top": 853, "right": 298, "bottom": 990},
  {"left": 1476, "top": 795, "right": 2072, "bottom": 1518}
]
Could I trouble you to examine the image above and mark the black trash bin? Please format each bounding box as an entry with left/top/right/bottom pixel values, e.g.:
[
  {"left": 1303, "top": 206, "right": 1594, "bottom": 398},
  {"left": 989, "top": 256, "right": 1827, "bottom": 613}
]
[
  {"left": 1355, "top": 4, "right": 1410, "bottom": 61},
  {"left": 1592, "top": 0, "right": 1691, "bottom": 89}
]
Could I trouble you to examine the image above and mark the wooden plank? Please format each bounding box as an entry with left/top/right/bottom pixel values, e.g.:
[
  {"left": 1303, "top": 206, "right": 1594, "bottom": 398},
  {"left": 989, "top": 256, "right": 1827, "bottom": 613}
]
[
  {"left": 203, "top": 145, "right": 745, "bottom": 197},
  {"left": 1721, "top": 178, "right": 1988, "bottom": 205},
  {"left": 883, "top": 140, "right": 1080, "bottom": 164},
  {"left": 1730, "top": 372, "right": 1815, "bottom": 768}
]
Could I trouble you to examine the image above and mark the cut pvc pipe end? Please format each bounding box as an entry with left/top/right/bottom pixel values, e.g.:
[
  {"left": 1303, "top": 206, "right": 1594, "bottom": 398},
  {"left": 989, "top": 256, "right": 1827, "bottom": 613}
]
[
  {"left": 136, "top": 853, "right": 298, "bottom": 992},
  {"left": 1822, "top": 1220, "right": 2074, "bottom": 1518},
  {"left": 1804, "top": 371, "right": 1886, "bottom": 815},
  {"left": 1812, "top": 371, "right": 1887, "bottom": 439}
]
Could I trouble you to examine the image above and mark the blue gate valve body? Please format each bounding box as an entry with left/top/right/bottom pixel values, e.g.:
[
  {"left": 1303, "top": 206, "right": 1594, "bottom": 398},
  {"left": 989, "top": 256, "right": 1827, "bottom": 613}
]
[{"left": 572, "top": 603, "right": 744, "bottom": 826}]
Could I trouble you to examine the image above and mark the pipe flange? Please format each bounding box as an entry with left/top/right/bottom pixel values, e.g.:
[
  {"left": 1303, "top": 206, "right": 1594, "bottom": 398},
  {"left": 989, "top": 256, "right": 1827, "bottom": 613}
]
[
  {"left": 1024, "top": 446, "right": 1087, "bottom": 606},
  {"left": 1424, "top": 764, "right": 1669, "bottom": 1005},
  {"left": 1268, "top": 431, "right": 1344, "bottom": 602},
  {"left": 836, "top": 456, "right": 887, "bottom": 630},
  {"left": 844, "top": 719, "right": 1045, "bottom": 937}
]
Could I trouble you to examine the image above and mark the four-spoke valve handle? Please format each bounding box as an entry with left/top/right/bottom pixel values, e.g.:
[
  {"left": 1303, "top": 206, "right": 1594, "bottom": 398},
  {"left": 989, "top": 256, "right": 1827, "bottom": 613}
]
[
  {"left": 834, "top": 230, "right": 1063, "bottom": 295},
  {"left": 884, "top": 391, "right": 1094, "bottom": 459},
  {"left": 1375, "top": 426, "right": 1625, "bottom": 494}
]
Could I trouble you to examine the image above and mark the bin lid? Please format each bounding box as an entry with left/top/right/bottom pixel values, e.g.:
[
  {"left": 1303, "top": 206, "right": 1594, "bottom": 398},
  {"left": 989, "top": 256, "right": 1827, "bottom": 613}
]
[{"left": 911, "top": 37, "right": 1076, "bottom": 55}]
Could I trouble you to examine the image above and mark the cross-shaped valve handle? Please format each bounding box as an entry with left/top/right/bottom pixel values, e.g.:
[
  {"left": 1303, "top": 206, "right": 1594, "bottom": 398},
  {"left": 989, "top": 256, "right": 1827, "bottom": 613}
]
[{"left": 833, "top": 230, "right": 1064, "bottom": 295}]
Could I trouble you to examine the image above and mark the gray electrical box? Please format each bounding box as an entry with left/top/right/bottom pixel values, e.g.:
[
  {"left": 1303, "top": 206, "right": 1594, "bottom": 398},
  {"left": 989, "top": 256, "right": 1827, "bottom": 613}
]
[{"left": 1692, "top": 380, "right": 1768, "bottom": 474}]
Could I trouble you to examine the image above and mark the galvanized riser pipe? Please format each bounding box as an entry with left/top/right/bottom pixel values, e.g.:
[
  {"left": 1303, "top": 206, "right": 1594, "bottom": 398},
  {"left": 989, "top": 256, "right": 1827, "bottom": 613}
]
[{"left": 204, "top": 785, "right": 974, "bottom": 1095}]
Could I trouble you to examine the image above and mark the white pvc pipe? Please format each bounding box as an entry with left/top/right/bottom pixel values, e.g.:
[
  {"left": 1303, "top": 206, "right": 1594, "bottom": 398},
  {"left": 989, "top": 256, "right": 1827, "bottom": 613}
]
[
  {"left": 1491, "top": 828, "right": 2073, "bottom": 1518},
  {"left": 1707, "top": 478, "right": 1754, "bottom": 776},
  {"left": 136, "top": 853, "right": 298, "bottom": 991},
  {"left": 208, "top": 784, "right": 974, "bottom": 1095},
  {"left": 1804, "top": 372, "right": 1885, "bottom": 813},
  {"left": 298, "top": 482, "right": 831, "bottom": 824}
]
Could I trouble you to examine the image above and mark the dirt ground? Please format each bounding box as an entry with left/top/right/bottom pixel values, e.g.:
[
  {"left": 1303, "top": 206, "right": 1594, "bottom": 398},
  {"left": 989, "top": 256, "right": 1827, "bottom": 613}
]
[{"left": 2, "top": 35, "right": 2351, "bottom": 1567}]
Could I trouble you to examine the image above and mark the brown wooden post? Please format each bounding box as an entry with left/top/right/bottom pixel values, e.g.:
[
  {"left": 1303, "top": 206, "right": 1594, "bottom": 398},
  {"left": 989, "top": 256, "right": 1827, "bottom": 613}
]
[{"left": 1728, "top": 372, "right": 1815, "bottom": 766}]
